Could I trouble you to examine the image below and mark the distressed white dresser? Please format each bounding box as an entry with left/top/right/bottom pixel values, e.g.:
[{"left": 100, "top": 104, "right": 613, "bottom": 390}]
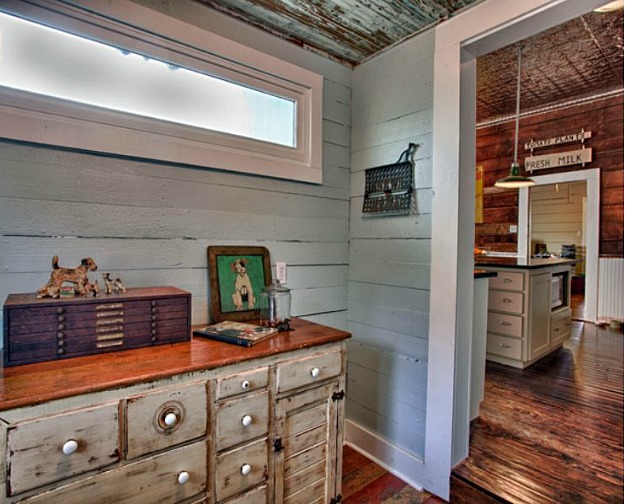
[{"left": 0, "top": 318, "right": 349, "bottom": 503}]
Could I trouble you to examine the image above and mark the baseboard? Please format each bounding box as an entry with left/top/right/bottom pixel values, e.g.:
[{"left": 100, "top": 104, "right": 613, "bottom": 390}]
[{"left": 344, "top": 419, "right": 428, "bottom": 492}]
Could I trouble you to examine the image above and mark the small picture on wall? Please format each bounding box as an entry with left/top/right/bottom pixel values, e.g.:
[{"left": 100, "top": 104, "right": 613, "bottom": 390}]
[{"left": 207, "top": 246, "right": 272, "bottom": 322}]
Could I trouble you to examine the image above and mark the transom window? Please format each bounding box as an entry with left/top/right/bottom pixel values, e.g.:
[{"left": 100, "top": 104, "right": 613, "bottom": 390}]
[{"left": 0, "top": 2, "right": 322, "bottom": 183}]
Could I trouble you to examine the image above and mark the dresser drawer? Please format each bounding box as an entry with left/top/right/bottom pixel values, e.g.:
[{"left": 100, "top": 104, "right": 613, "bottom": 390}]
[
  {"left": 216, "top": 438, "right": 268, "bottom": 502},
  {"left": 216, "top": 367, "right": 269, "bottom": 400},
  {"left": 125, "top": 382, "right": 207, "bottom": 459},
  {"left": 225, "top": 485, "right": 267, "bottom": 504},
  {"left": 7, "top": 402, "right": 120, "bottom": 495},
  {"left": 216, "top": 392, "right": 269, "bottom": 452},
  {"left": 277, "top": 350, "right": 342, "bottom": 394},
  {"left": 488, "top": 290, "right": 523, "bottom": 314},
  {"left": 19, "top": 441, "right": 206, "bottom": 504},
  {"left": 488, "top": 271, "right": 524, "bottom": 291},
  {"left": 487, "top": 333, "right": 522, "bottom": 360},
  {"left": 487, "top": 312, "right": 523, "bottom": 337}
]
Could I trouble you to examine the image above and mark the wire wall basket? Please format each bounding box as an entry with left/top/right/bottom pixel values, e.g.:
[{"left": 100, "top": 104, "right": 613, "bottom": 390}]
[{"left": 362, "top": 143, "right": 416, "bottom": 217}]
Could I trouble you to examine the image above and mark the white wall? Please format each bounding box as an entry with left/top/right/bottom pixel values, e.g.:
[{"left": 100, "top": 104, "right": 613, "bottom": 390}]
[
  {"left": 0, "top": 1, "right": 352, "bottom": 333},
  {"left": 346, "top": 29, "right": 434, "bottom": 465}
]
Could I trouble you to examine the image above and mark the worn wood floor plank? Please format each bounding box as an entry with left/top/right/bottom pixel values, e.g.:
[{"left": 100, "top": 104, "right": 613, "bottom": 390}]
[{"left": 453, "top": 321, "right": 624, "bottom": 503}]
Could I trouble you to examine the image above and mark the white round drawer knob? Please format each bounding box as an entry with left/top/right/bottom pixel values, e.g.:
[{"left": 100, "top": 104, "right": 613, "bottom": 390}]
[
  {"left": 177, "top": 471, "right": 190, "bottom": 485},
  {"left": 241, "top": 380, "right": 250, "bottom": 390},
  {"left": 241, "top": 414, "right": 253, "bottom": 427},
  {"left": 241, "top": 463, "right": 252, "bottom": 476},
  {"left": 310, "top": 367, "right": 321, "bottom": 378},
  {"left": 62, "top": 439, "right": 79, "bottom": 455},
  {"left": 164, "top": 412, "right": 178, "bottom": 427}
]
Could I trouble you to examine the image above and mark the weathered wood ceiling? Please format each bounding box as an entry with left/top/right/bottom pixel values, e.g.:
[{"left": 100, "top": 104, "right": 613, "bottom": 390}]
[{"left": 195, "top": 1, "right": 623, "bottom": 121}]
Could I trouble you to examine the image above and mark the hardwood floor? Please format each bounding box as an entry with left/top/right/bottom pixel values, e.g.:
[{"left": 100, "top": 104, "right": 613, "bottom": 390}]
[
  {"left": 342, "top": 319, "right": 623, "bottom": 503},
  {"left": 452, "top": 321, "right": 624, "bottom": 503}
]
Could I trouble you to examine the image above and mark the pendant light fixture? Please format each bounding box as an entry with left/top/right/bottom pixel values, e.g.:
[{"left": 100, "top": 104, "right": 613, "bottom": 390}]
[{"left": 494, "top": 46, "right": 535, "bottom": 189}]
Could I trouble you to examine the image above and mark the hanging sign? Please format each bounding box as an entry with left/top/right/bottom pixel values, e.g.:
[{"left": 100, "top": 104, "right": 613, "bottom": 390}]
[
  {"left": 524, "top": 130, "right": 591, "bottom": 151},
  {"left": 525, "top": 148, "right": 592, "bottom": 172}
]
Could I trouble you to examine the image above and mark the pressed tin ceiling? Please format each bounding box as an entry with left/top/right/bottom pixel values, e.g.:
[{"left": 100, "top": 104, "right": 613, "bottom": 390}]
[{"left": 194, "top": 1, "right": 623, "bottom": 121}]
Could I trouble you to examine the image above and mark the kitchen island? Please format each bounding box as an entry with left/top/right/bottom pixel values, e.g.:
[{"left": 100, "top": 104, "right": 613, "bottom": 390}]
[{"left": 474, "top": 257, "right": 576, "bottom": 368}]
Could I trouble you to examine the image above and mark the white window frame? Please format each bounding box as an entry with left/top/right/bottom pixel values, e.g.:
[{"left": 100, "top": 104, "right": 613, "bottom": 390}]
[{"left": 0, "top": 0, "right": 323, "bottom": 183}]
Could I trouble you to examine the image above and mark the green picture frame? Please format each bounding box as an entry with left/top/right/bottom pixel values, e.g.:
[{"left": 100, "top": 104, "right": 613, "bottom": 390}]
[{"left": 207, "top": 246, "right": 272, "bottom": 322}]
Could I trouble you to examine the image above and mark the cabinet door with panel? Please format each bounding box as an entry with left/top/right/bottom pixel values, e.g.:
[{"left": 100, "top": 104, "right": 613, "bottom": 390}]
[{"left": 528, "top": 273, "right": 552, "bottom": 361}]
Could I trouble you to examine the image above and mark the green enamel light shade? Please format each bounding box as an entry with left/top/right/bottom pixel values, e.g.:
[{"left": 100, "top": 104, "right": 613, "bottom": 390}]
[{"left": 494, "top": 163, "right": 535, "bottom": 189}]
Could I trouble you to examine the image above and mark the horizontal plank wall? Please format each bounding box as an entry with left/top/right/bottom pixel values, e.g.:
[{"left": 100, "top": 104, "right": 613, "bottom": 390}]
[
  {"left": 0, "top": 1, "right": 351, "bottom": 335},
  {"left": 475, "top": 93, "right": 623, "bottom": 256},
  {"left": 346, "top": 29, "right": 434, "bottom": 481}
]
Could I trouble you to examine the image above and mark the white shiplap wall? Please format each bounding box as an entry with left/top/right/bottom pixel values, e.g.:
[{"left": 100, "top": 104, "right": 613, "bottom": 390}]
[
  {"left": 347, "top": 31, "right": 435, "bottom": 458},
  {"left": 0, "top": 2, "right": 352, "bottom": 335}
]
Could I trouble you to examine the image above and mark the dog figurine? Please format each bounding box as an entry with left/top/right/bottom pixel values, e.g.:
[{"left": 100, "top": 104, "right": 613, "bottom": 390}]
[
  {"left": 37, "top": 255, "right": 98, "bottom": 298},
  {"left": 231, "top": 258, "right": 255, "bottom": 311},
  {"left": 102, "top": 272, "right": 127, "bottom": 294}
]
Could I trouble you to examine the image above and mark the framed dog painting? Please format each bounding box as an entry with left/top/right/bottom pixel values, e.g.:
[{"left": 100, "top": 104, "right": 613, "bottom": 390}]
[{"left": 207, "top": 246, "right": 272, "bottom": 322}]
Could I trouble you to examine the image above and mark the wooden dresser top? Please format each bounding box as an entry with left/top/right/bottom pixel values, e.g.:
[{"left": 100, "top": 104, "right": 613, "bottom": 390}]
[{"left": 0, "top": 318, "right": 350, "bottom": 411}]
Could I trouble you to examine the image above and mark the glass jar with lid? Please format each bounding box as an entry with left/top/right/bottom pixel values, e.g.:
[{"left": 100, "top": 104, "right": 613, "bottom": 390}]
[{"left": 259, "top": 280, "right": 291, "bottom": 331}]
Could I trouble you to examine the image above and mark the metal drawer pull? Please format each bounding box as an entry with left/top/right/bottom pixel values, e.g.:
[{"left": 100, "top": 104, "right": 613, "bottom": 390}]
[
  {"left": 177, "top": 471, "right": 190, "bottom": 485},
  {"left": 62, "top": 439, "right": 79, "bottom": 455},
  {"left": 498, "top": 343, "right": 512, "bottom": 349},
  {"left": 241, "top": 380, "right": 251, "bottom": 390},
  {"left": 164, "top": 412, "right": 178, "bottom": 427},
  {"left": 501, "top": 321, "right": 512, "bottom": 326},
  {"left": 502, "top": 298, "right": 512, "bottom": 303},
  {"left": 310, "top": 367, "right": 321, "bottom": 378},
  {"left": 241, "top": 464, "right": 252, "bottom": 476},
  {"left": 241, "top": 414, "right": 253, "bottom": 427}
]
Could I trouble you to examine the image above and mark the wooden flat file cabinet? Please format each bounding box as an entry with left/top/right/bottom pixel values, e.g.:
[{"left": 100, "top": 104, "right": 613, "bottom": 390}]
[{"left": 0, "top": 320, "right": 349, "bottom": 503}]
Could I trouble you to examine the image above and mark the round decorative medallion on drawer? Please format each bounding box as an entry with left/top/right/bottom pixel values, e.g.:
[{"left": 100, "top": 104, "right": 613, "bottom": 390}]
[{"left": 153, "top": 401, "right": 185, "bottom": 434}]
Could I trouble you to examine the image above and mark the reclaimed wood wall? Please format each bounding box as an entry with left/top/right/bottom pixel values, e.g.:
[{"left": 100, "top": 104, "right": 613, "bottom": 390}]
[
  {"left": 475, "top": 93, "right": 623, "bottom": 256},
  {"left": 0, "top": 3, "right": 351, "bottom": 333},
  {"left": 347, "top": 30, "right": 434, "bottom": 459}
]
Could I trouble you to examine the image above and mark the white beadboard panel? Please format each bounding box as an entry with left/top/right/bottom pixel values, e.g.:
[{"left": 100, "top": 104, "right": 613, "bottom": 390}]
[
  {"left": 348, "top": 281, "right": 430, "bottom": 313},
  {"left": 347, "top": 360, "right": 427, "bottom": 415},
  {"left": 0, "top": 237, "right": 348, "bottom": 273},
  {"left": 0, "top": 198, "right": 348, "bottom": 242},
  {"left": 351, "top": 108, "right": 433, "bottom": 153},
  {"left": 348, "top": 304, "right": 429, "bottom": 346},
  {"left": 348, "top": 258, "right": 430, "bottom": 290},
  {"left": 348, "top": 320, "right": 428, "bottom": 361},
  {"left": 0, "top": 140, "right": 349, "bottom": 199},
  {"left": 291, "top": 286, "right": 348, "bottom": 317},
  {"left": 349, "top": 202, "right": 433, "bottom": 240},
  {"left": 301, "top": 311, "right": 348, "bottom": 331},
  {"left": 276, "top": 265, "right": 348, "bottom": 289},
  {"left": 350, "top": 237, "right": 431, "bottom": 264},
  {"left": 346, "top": 399, "right": 426, "bottom": 457},
  {"left": 346, "top": 27, "right": 434, "bottom": 466}
]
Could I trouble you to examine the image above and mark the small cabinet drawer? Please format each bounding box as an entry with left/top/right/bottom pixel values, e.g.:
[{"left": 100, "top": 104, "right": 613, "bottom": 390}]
[
  {"left": 224, "top": 485, "right": 267, "bottom": 504},
  {"left": 488, "top": 271, "right": 524, "bottom": 291},
  {"left": 277, "top": 350, "right": 342, "bottom": 394},
  {"left": 216, "top": 438, "right": 268, "bottom": 502},
  {"left": 487, "top": 312, "right": 523, "bottom": 337},
  {"left": 551, "top": 310, "right": 571, "bottom": 346},
  {"left": 126, "top": 382, "right": 207, "bottom": 459},
  {"left": 487, "top": 333, "right": 522, "bottom": 360},
  {"left": 7, "top": 402, "right": 120, "bottom": 495},
  {"left": 216, "top": 392, "right": 269, "bottom": 452},
  {"left": 216, "top": 368, "right": 269, "bottom": 399},
  {"left": 19, "top": 441, "right": 206, "bottom": 504},
  {"left": 488, "top": 290, "right": 523, "bottom": 314}
]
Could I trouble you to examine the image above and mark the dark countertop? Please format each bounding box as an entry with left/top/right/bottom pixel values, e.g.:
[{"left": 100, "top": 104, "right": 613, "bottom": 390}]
[
  {"left": 474, "top": 269, "right": 497, "bottom": 279},
  {"left": 474, "top": 257, "right": 577, "bottom": 269}
]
